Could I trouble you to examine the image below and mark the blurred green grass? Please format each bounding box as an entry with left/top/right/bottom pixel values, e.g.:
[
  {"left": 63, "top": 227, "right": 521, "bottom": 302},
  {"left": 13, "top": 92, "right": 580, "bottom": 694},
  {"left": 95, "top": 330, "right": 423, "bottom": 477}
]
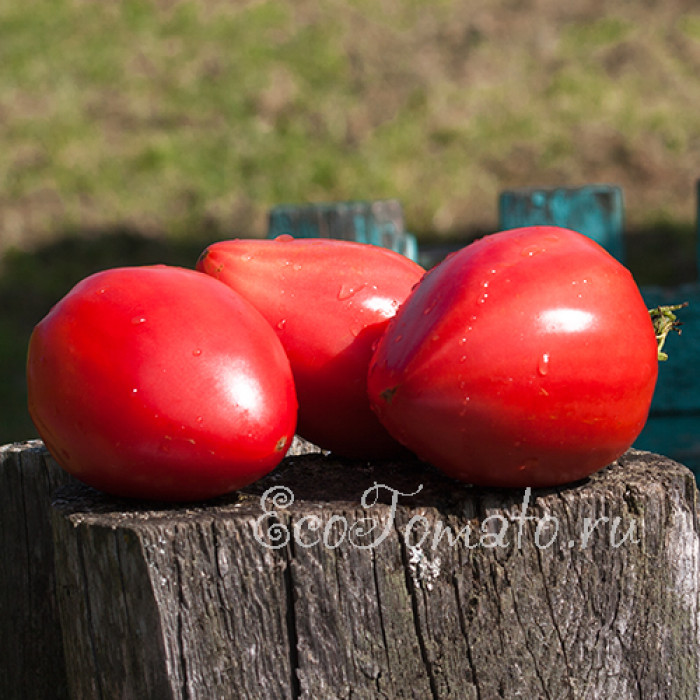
[
  {"left": 3, "top": 0, "right": 700, "bottom": 248},
  {"left": 3, "top": 0, "right": 700, "bottom": 443}
]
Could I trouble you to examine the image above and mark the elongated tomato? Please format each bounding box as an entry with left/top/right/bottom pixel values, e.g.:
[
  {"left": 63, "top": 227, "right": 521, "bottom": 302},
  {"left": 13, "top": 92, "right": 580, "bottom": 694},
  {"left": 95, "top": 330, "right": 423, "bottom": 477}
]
[
  {"left": 368, "top": 226, "right": 658, "bottom": 487},
  {"left": 197, "top": 236, "right": 425, "bottom": 458},
  {"left": 27, "top": 265, "right": 297, "bottom": 501}
]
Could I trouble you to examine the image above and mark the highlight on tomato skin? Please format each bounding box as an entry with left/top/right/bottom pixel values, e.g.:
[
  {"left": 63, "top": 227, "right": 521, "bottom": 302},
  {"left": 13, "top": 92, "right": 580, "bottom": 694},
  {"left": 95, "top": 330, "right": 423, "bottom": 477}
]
[
  {"left": 26, "top": 265, "right": 298, "bottom": 502},
  {"left": 196, "top": 235, "right": 426, "bottom": 459},
  {"left": 367, "top": 226, "right": 659, "bottom": 489}
]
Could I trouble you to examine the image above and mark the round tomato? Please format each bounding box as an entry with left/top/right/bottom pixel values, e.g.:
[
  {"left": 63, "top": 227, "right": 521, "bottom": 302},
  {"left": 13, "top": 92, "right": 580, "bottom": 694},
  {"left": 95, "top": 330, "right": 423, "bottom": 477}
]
[
  {"left": 26, "top": 265, "right": 297, "bottom": 501},
  {"left": 197, "top": 236, "right": 425, "bottom": 458},
  {"left": 367, "top": 226, "right": 658, "bottom": 488}
]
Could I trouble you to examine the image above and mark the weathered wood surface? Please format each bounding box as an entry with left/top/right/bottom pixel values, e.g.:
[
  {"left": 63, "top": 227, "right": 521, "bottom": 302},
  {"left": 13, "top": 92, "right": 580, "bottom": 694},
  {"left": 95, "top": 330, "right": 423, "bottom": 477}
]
[
  {"left": 39, "top": 445, "right": 700, "bottom": 699},
  {"left": 0, "top": 440, "right": 73, "bottom": 700},
  {"left": 0, "top": 437, "right": 319, "bottom": 700}
]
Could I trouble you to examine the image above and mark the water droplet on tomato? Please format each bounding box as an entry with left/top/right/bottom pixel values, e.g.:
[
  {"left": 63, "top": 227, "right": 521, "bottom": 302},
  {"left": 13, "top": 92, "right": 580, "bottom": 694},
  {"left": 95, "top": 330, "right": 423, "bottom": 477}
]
[
  {"left": 131, "top": 316, "right": 147, "bottom": 325},
  {"left": 275, "top": 234, "right": 294, "bottom": 242},
  {"left": 478, "top": 293, "right": 488, "bottom": 304},
  {"left": 338, "top": 283, "right": 365, "bottom": 301},
  {"left": 131, "top": 387, "right": 138, "bottom": 394},
  {"left": 519, "top": 457, "right": 539, "bottom": 471},
  {"left": 192, "top": 348, "right": 202, "bottom": 357},
  {"left": 276, "top": 318, "right": 287, "bottom": 331},
  {"left": 393, "top": 334, "right": 403, "bottom": 344},
  {"left": 521, "top": 245, "right": 545, "bottom": 257},
  {"left": 538, "top": 353, "right": 550, "bottom": 376}
]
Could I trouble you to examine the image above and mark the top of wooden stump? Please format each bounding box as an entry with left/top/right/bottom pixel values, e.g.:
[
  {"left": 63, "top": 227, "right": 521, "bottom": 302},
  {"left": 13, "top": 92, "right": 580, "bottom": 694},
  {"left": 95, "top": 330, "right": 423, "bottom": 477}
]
[{"left": 50, "top": 446, "right": 697, "bottom": 529}]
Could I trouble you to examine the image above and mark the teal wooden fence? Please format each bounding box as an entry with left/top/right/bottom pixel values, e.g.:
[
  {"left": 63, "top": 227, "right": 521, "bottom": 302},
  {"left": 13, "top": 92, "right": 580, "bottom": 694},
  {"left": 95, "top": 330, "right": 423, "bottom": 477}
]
[
  {"left": 267, "top": 200, "right": 419, "bottom": 262},
  {"left": 499, "top": 184, "right": 625, "bottom": 262}
]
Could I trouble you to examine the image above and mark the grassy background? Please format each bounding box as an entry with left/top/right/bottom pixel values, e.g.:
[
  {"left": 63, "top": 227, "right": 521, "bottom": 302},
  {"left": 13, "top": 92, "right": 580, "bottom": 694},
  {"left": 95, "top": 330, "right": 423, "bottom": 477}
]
[{"left": 3, "top": 0, "right": 700, "bottom": 442}]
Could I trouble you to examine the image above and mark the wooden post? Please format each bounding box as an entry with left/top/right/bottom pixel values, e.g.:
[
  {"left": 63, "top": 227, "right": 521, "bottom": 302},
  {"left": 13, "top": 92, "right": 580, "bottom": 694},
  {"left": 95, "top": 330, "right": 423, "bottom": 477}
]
[
  {"left": 0, "top": 441, "right": 73, "bottom": 700},
  {"left": 28, "top": 443, "right": 699, "bottom": 699},
  {"left": 267, "top": 200, "right": 419, "bottom": 262},
  {"left": 498, "top": 184, "right": 625, "bottom": 262}
]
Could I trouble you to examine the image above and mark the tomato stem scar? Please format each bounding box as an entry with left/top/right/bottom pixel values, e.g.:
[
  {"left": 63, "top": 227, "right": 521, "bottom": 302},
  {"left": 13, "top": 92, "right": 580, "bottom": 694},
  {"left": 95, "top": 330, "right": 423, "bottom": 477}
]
[
  {"left": 380, "top": 386, "right": 398, "bottom": 404},
  {"left": 275, "top": 436, "right": 288, "bottom": 452}
]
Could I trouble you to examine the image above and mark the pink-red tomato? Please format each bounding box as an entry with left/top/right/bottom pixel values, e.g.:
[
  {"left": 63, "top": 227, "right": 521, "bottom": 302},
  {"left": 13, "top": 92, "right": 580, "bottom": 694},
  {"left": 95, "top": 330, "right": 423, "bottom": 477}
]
[
  {"left": 367, "top": 226, "right": 658, "bottom": 488},
  {"left": 26, "top": 265, "right": 297, "bottom": 501},
  {"left": 197, "top": 236, "right": 425, "bottom": 458}
]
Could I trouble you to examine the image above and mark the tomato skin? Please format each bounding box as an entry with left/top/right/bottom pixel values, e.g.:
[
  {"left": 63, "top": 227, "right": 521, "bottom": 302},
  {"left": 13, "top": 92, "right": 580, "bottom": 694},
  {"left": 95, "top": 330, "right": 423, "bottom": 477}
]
[
  {"left": 26, "top": 265, "right": 297, "bottom": 501},
  {"left": 197, "top": 237, "right": 425, "bottom": 458},
  {"left": 367, "top": 226, "right": 658, "bottom": 488}
]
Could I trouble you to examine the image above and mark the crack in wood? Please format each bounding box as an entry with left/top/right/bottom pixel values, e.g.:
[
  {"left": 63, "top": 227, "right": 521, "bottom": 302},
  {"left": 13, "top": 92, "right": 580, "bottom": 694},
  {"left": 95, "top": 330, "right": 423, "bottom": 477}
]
[
  {"left": 283, "top": 516, "right": 302, "bottom": 700},
  {"left": 396, "top": 520, "right": 440, "bottom": 700}
]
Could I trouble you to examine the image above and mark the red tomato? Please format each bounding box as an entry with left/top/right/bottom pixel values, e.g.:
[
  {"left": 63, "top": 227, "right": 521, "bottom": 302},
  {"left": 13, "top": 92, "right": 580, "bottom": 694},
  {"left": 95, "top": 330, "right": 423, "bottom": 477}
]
[
  {"left": 26, "top": 265, "right": 297, "bottom": 501},
  {"left": 197, "top": 236, "right": 425, "bottom": 457},
  {"left": 367, "top": 226, "right": 658, "bottom": 488}
]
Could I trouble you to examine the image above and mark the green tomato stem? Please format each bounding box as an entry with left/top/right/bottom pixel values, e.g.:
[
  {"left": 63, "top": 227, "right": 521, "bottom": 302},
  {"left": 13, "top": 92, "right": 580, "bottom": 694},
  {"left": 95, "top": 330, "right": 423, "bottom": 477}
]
[{"left": 649, "top": 302, "right": 688, "bottom": 361}]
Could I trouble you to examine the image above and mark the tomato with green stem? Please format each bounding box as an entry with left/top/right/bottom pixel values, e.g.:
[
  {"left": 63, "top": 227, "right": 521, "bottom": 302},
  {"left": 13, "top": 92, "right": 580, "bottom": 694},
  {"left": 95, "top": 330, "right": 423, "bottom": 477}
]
[{"left": 367, "top": 226, "right": 660, "bottom": 488}]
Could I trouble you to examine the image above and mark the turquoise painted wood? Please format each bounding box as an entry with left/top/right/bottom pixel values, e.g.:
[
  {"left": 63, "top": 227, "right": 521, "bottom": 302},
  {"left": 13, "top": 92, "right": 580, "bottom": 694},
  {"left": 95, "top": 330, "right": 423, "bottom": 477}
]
[
  {"left": 640, "top": 284, "right": 700, "bottom": 415},
  {"left": 267, "top": 200, "right": 418, "bottom": 261},
  {"left": 635, "top": 283, "right": 700, "bottom": 477},
  {"left": 498, "top": 184, "right": 625, "bottom": 262},
  {"left": 635, "top": 415, "right": 700, "bottom": 475}
]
